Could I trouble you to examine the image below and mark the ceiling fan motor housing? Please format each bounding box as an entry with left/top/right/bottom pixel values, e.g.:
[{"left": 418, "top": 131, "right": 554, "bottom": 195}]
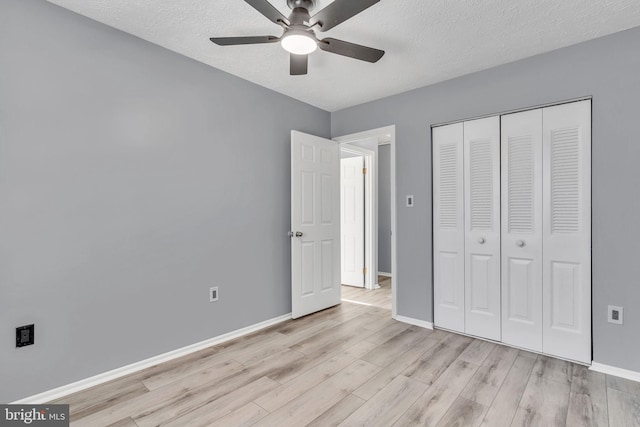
[{"left": 287, "top": 0, "right": 316, "bottom": 12}]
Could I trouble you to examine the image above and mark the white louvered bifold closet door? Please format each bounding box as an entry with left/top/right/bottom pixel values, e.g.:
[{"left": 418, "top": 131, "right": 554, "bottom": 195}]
[
  {"left": 433, "top": 123, "right": 465, "bottom": 333},
  {"left": 464, "top": 117, "right": 501, "bottom": 340},
  {"left": 501, "top": 109, "right": 544, "bottom": 352},
  {"left": 542, "top": 100, "right": 591, "bottom": 363}
]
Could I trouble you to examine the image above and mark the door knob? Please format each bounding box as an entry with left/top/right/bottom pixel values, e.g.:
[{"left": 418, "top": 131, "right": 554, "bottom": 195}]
[
  {"left": 516, "top": 240, "right": 525, "bottom": 247},
  {"left": 295, "top": 231, "right": 303, "bottom": 237},
  {"left": 478, "top": 237, "right": 486, "bottom": 244}
]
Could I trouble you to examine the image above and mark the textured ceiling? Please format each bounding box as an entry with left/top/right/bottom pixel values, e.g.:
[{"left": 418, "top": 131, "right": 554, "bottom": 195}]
[{"left": 46, "top": 0, "right": 640, "bottom": 111}]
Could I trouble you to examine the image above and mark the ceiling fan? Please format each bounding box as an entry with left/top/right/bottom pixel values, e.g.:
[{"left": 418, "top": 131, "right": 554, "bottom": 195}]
[{"left": 210, "top": 0, "right": 385, "bottom": 75}]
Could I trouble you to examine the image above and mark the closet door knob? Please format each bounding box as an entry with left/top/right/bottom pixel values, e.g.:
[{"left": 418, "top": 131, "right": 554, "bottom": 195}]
[
  {"left": 478, "top": 237, "right": 486, "bottom": 244},
  {"left": 516, "top": 240, "right": 525, "bottom": 247}
]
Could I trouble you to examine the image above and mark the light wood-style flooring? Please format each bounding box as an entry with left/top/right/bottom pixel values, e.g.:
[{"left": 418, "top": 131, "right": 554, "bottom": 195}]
[
  {"left": 342, "top": 275, "right": 392, "bottom": 310},
  {"left": 54, "top": 294, "right": 640, "bottom": 426}
]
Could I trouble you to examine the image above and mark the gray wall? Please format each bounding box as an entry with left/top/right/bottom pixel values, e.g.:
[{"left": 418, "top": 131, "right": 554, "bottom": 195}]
[
  {"left": 0, "top": 0, "right": 329, "bottom": 402},
  {"left": 332, "top": 26, "right": 640, "bottom": 372},
  {"left": 378, "top": 144, "right": 392, "bottom": 274}
]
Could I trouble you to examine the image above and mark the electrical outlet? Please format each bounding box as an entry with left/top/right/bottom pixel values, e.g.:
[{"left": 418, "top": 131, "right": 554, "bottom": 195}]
[
  {"left": 16, "top": 324, "right": 35, "bottom": 347},
  {"left": 608, "top": 305, "right": 623, "bottom": 324},
  {"left": 209, "top": 287, "right": 219, "bottom": 302}
]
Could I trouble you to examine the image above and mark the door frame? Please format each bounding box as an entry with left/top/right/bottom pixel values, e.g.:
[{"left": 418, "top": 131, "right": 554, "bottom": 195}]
[
  {"left": 334, "top": 125, "right": 397, "bottom": 318},
  {"left": 340, "top": 144, "right": 375, "bottom": 289}
]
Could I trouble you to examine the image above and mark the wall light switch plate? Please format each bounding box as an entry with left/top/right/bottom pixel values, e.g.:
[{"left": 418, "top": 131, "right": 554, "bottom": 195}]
[
  {"left": 608, "top": 305, "right": 623, "bottom": 324},
  {"left": 406, "top": 195, "right": 414, "bottom": 207}
]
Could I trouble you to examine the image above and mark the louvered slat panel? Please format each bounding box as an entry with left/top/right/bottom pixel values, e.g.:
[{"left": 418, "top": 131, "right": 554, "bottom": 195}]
[
  {"left": 469, "top": 138, "right": 493, "bottom": 230},
  {"left": 550, "top": 127, "right": 581, "bottom": 234},
  {"left": 508, "top": 135, "right": 535, "bottom": 233},
  {"left": 439, "top": 143, "right": 458, "bottom": 229}
]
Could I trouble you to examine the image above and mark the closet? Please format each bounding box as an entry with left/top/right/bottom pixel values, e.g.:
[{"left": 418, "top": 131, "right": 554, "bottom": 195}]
[{"left": 433, "top": 100, "right": 591, "bottom": 364}]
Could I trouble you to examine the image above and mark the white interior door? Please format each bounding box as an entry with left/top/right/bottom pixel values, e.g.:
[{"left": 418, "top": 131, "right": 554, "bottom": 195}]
[
  {"left": 464, "top": 117, "right": 501, "bottom": 340},
  {"left": 291, "top": 131, "right": 341, "bottom": 319},
  {"left": 433, "top": 123, "right": 465, "bottom": 333},
  {"left": 501, "top": 109, "right": 543, "bottom": 352},
  {"left": 341, "top": 156, "right": 365, "bottom": 287},
  {"left": 542, "top": 100, "right": 591, "bottom": 363}
]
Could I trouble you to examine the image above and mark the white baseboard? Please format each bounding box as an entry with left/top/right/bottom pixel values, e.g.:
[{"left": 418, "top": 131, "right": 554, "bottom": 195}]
[
  {"left": 378, "top": 272, "right": 392, "bottom": 277},
  {"left": 12, "top": 313, "right": 292, "bottom": 404},
  {"left": 590, "top": 362, "right": 640, "bottom": 383},
  {"left": 394, "top": 315, "right": 433, "bottom": 330}
]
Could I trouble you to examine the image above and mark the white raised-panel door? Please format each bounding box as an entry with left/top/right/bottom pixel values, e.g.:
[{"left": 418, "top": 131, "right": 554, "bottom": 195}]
[
  {"left": 291, "top": 131, "right": 341, "bottom": 319},
  {"left": 433, "top": 123, "right": 465, "bottom": 333},
  {"left": 542, "top": 100, "right": 591, "bottom": 363},
  {"left": 341, "top": 156, "right": 365, "bottom": 287},
  {"left": 464, "top": 117, "right": 501, "bottom": 341},
  {"left": 501, "top": 109, "right": 543, "bottom": 352}
]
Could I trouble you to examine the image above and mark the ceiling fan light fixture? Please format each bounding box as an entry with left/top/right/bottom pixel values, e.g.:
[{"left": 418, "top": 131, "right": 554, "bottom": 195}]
[{"left": 281, "top": 31, "right": 317, "bottom": 55}]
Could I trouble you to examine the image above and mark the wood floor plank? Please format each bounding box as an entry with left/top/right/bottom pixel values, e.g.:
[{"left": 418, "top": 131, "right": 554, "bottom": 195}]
[
  {"left": 531, "top": 354, "right": 573, "bottom": 385},
  {"left": 607, "top": 388, "right": 640, "bottom": 427},
  {"left": 341, "top": 280, "right": 392, "bottom": 310},
  {"left": 566, "top": 365, "right": 608, "bottom": 427},
  {"left": 255, "top": 340, "right": 376, "bottom": 412},
  {"left": 132, "top": 349, "right": 302, "bottom": 427},
  {"left": 279, "top": 318, "right": 341, "bottom": 344},
  {"left": 479, "top": 355, "right": 536, "bottom": 427},
  {"left": 437, "top": 397, "right": 487, "bottom": 427},
  {"left": 361, "top": 314, "right": 399, "bottom": 332},
  {"left": 207, "top": 402, "right": 268, "bottom": 427},
  {"left": 511, "top": 372, "right": 571, "bottom": 426},
  {"left": 460, "top": 345, "right": 520, "bottom": 406},
  {"left": 53, "top": 375, "right": 149, "bottom": 421},
  {"left": 393, "top": 359, "right": 479, "bottom": 426},
  {"left": 140, "top": 357, "right": 243, "bottom": 391},
  {"left": 607, "top": 374, "right": 640, "bottom": 397},
  {"left": 275, "top": 311, "right": 338, "bottom": 335},
  {"left": 105, "top": 418, "right": 138, "bottom": 427},
  {"left": 290, "top": 312, "right": 382, "bottom": 357},
  {"left": 159, "top": 376, "right": 278, "bottom": 427},
  {"left": 361, "top": 327, "right": 439, "bottom": 367},
  {"left": 353, "top": 343, "right": 431, "bottom": 400},
  {"left": 252, "top": 359, "right": 382, "bottom": 427},
  {"left": 72, "top": 348, "right": 303, "bottom": 426},
  {"left": 458, "top": 339, "right": 497, "bottom": 366},
  {"left": 230, "top": 331, "right": 294, "bottom": 365},
  {"left": 402, "top": 333, "right": 472, "bottom": 385},
  {"left": 338, "top": 375, "right": 428, "bottom": 426},
  {"left": 362, "top": 321, "right": 411, "bottom": 346},
  {"left": 306, "top": 394, "right": 366, "bottom": 427},
  {"left": 518, "top": 349, "right": 539, "bottom": 359}
]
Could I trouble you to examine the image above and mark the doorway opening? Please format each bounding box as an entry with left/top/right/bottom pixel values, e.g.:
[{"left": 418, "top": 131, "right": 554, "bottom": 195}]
[{"left": 334, "top": 126, "right": 397, "bottom": 317}]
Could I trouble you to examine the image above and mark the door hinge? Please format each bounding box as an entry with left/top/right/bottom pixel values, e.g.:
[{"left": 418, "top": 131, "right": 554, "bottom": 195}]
[
  {"left": 363, "top": 267, "right": 367, "bottom": 275},
  {"left": 362, "top": 167, "right": 367, "bottom": 174}
]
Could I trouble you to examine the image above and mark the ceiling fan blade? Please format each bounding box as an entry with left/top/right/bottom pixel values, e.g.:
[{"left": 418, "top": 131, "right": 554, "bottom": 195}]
[
  {"left": 318, "top": 38, "right": 384, "bottom": 63},
  {"left": 245, "top": 0, "right": 290, "bottom": 27},
  {"left": 210, "top": 36, "right": 280, "bottom": 46},
  {"left": 290, "top": 54, "right": 308, "bottom": 75},
  {"left": 310, "top": 0, "right": 379, "bottom": 32}
]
